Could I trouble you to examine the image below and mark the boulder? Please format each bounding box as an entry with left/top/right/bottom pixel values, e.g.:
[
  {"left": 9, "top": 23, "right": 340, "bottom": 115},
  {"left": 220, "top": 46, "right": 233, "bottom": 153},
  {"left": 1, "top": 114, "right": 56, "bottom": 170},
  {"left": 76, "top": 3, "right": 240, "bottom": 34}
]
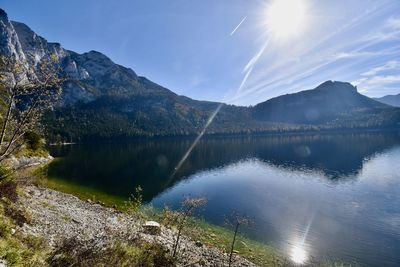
[{"left": 143, "top": 221, "right": 161, "bottom": 235}]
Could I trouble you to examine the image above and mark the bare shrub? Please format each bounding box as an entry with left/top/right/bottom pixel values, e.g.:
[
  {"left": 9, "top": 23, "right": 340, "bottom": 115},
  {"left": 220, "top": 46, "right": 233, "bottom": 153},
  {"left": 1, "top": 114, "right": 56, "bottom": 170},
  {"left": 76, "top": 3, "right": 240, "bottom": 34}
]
[
  {"left": 172, "top": 197, "right": 207, "bottom": 258},
  {"left": 225, "top": 213, "right": 254, "bottom": 267}
]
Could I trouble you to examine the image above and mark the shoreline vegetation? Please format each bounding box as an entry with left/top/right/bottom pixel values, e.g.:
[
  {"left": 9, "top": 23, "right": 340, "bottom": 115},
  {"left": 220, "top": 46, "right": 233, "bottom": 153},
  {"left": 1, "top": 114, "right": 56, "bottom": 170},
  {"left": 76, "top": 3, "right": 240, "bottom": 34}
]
[
  {"left": 47, "top": 126, "right": 400, "bottom": 145},
  {"left": 0, "top": 159, "right": 350, "bottom": 267},
  {"left": 48, "top": 125, "right": 400, "bottom": 146}
]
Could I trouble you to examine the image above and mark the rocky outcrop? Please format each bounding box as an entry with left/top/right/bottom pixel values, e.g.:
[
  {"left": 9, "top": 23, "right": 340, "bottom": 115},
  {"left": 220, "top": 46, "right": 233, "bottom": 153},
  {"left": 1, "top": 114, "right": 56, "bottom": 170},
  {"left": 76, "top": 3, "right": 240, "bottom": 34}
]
[
  {"left": 0, "top": 9, "right": 27, "bottom": 64},
  {"left": 12, "top": 21, "right": 67, "bottom": 66},
  {"left": 7, "top": 155, "right": 53, "bottom": 169},
  {"left": 0, "top": 8, "right": 176, "bottom": 106}
]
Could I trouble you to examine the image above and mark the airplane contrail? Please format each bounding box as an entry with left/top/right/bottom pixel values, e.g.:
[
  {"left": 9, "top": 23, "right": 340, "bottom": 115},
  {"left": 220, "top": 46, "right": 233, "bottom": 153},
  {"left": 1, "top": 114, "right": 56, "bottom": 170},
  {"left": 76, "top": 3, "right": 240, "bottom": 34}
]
[
  {"left": 230, "top": 16, "right": 247, "bottom": 36},
  {"left": 236, "top": 40, "right": 269, "bottom": 95},
  {"left": 244, "top": 40, "right": 269, "bottom": 72}
]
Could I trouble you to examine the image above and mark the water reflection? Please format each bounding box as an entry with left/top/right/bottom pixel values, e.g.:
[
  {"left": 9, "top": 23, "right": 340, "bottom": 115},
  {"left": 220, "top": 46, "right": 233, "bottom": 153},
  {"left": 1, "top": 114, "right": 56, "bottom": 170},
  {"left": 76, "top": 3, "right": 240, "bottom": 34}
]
[
  {"left": 47, "top": 132, "right": 400, "bottom": 266},
  {"left": 291, "top": 246, "right": 308, "bottom": 264},
  {"left": 48, "top": 132, "right": 400, "bottom": 201}
]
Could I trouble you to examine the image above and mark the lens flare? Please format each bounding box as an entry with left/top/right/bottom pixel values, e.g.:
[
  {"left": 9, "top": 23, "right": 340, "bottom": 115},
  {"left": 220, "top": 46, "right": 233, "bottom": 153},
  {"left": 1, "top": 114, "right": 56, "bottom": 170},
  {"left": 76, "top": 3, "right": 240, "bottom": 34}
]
[{"left": 266, "top": 0, "right": 309, "bottom": 39}]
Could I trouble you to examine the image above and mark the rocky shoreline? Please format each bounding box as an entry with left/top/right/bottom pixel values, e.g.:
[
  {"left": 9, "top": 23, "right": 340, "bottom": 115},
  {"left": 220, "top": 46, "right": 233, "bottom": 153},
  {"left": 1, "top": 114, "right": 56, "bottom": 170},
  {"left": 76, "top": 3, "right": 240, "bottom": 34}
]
[
  {"left": 16, "top": 185, "right": 258, "bottom": 267},
  {"left": 6, "top": 155, "right": 54, "bottom": 170}
]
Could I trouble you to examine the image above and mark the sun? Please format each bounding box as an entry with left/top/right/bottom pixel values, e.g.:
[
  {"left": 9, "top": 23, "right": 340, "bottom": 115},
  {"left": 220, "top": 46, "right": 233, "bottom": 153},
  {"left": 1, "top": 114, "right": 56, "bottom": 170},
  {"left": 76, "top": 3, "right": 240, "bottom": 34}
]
[{"left": 265, "top": 0, "right": 309, "bottom": 40}]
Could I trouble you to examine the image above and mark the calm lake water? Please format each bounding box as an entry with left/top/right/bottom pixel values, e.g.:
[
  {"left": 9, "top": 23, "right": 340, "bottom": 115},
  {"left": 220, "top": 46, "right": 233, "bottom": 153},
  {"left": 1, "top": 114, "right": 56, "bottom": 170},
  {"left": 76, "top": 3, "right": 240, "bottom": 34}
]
[{"left": 48, "top": 132, "right": 400, "bottom": 266}]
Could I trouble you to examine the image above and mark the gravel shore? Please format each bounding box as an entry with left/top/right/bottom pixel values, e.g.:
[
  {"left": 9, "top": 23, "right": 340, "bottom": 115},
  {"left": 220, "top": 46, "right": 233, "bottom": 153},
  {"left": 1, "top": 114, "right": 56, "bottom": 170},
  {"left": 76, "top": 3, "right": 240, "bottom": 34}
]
[{"left": 18, "top": 185, "right": 258, "bottom": 267}]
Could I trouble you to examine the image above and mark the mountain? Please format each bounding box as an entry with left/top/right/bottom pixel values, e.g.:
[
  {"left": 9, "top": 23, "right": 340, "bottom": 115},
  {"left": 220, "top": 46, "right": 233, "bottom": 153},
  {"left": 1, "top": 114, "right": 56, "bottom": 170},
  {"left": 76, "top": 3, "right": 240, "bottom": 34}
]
[
  {"left": 0, "top": 9, "right": 256, "bottom": 139},
  {"left": 253, "top": 81, "right": 389, "bottom": 124},
  {"left": 1, "top": 9, "right": 399, "bottom": 142},
  {"left": 374, "top": 94, "right": 400, "bottom": 107}
]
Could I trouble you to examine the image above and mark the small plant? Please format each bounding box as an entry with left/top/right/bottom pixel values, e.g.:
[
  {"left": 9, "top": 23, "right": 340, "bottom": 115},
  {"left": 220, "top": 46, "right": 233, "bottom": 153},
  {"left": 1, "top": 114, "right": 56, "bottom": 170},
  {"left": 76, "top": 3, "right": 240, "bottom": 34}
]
[
  {"left": 124, "top": 186, "right": 143, "bottom": 214},
  {"left": 4, "top": 204, "right": 33, "bottom": 227},
  {"left": 0, "top": 213, "right": 12, "bottom": 238},
  {"left": 172, "top": 197, "right": 207, "bottom": 258},
  {"left": 23, "top": 234, "right": 48, "bottom": 250},
  {"left": 0, "top": 179, "right": 18, "bottom": 202},
  {"left": 226, "top": 213, "right": 253, "bottom": 267},
  {"left": 0, "top": 164, "right": 12, "bottom": 182},
  {"left": 24, "top": 131, "right": 44, "bottom": 151},
  {"left": 159, "top": 206, "right": 176, "bottom": 227}
]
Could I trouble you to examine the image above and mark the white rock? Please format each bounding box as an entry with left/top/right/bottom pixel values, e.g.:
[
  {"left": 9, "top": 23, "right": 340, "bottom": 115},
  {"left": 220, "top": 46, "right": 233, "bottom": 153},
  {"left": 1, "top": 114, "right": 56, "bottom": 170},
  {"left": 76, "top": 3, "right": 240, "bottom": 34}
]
[{"left": 143, "top": 221, "right": 161, "bottom": 235}]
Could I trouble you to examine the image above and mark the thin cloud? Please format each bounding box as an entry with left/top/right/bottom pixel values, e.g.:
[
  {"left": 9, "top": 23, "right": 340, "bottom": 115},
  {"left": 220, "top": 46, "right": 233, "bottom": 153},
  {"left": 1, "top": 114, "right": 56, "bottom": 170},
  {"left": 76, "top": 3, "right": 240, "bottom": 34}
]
[
  {"left": 357, "top": 75, "right": 400, "bottom": 85},
  {"left": 333, "top": 51, "right": 392, "bottom": 60},
  {"left": 353, "top": 75, "right": 400, "bottom": 95},
  {"left": 361, "top": 61, "right": 400, "bottom": 77},
  {"left": 229, "top": 2, "right": 400, "bottom": 105},
  {"left": 386, "top": 17, "right": 400, "bottom": 30}
]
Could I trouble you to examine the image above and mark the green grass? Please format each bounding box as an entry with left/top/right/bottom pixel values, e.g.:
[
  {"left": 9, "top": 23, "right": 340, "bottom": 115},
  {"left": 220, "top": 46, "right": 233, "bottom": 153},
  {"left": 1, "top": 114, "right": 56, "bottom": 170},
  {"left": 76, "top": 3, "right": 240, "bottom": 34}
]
[
  {"left": 15, "top": 147, "right": 49, "bottom": 158},
  {"left": 39, "top": 176, "right": 127, "bottom": 208},
  {"left": 191, "top": 220, "right": 284, "bottom": 266},
  {"left": 47, "top": 239, "right": 175, "bottom": 267},
  {"left": 33, "top": 163, "right": 127, "bottom": 209},
  {"left": 0, "top": 201, "right": 50, "bottom": 267}
]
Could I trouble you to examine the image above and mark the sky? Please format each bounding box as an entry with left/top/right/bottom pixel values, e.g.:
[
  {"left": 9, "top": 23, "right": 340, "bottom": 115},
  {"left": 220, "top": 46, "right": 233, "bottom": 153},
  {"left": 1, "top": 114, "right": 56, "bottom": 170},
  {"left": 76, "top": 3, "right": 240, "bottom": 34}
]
[{"left": 1, "top": 0, "right": 399, "bottom": 105}]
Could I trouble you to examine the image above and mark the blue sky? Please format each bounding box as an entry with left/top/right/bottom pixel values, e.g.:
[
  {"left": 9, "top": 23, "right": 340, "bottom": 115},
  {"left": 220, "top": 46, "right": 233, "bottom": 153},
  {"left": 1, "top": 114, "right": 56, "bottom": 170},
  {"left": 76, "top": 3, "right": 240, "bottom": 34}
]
[{"left": 1, "top": 0, "right": 399, "bottom": 105}]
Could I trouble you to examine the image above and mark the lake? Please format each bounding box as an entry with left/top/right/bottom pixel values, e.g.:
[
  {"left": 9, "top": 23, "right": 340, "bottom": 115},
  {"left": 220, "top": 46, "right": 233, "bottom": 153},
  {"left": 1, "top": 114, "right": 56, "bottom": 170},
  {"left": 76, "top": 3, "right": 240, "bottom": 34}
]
[{"left": 47, "top": 132, "right": 400, "bottom": 266}]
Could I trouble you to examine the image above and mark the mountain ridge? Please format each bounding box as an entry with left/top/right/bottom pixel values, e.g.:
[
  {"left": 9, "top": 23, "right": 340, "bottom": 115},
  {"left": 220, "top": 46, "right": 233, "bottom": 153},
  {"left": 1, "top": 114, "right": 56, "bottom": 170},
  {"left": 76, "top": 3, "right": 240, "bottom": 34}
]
[
  {"left": 253, "top": 80, "right": 388, "bottom": 124},
  {"left": 374, "top": 94, "right": 400, "bottom": 107},
  {"left": 1, "top": 8, "right": 400, "bottom": 141}
]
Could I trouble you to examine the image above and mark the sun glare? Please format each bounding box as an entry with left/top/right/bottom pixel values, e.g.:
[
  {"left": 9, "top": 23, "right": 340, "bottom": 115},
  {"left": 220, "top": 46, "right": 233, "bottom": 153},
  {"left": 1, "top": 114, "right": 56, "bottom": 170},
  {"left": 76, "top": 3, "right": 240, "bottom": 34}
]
[
  {"left": 266, "top": 0, "right": 308, "bottom": 39},
  {"left": 291, "top": 246, "right": 308, "bottom": 264}
]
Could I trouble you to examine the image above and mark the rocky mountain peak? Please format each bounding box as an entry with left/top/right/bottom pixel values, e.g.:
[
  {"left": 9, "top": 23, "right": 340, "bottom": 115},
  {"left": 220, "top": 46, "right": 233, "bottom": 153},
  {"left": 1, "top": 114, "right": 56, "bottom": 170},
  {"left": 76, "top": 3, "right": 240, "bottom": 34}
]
[
  {"left": 315, "top": 80, "right": 357, "bottom": 93},
  {"left": 0, "top": 8, "right": 8, "bottom": 21},
  {"left": 12, "top": 21, "right": 67, "bottom": 65},
  {"left": 0, "top": 9, "right": 27, "bottom": 63}
]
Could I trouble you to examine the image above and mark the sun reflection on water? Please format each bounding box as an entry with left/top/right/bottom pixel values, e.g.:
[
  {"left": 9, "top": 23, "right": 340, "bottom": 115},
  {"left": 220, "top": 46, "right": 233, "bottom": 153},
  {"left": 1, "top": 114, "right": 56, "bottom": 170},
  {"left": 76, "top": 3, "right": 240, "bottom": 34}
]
[{"left": 291, "top": 245, "right": 308, "bottom": 265}]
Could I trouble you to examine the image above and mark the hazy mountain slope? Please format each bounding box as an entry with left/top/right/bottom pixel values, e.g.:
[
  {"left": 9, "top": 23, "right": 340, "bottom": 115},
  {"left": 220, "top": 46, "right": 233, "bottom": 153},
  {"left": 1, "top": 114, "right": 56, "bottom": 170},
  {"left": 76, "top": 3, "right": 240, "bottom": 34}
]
[
  {"left": 374, "top": 94, "right": 400, "bottom": 107},
  {"left": 252, "top": 81, "right": 389, "bottom": 124}
]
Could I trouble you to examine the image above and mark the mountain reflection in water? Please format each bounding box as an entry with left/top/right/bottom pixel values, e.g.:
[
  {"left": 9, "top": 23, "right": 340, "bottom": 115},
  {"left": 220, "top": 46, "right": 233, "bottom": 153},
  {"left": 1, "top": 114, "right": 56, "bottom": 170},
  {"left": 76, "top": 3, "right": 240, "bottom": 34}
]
[{"left": 48, "top": 132, "right": 400, "bottom": 266}]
